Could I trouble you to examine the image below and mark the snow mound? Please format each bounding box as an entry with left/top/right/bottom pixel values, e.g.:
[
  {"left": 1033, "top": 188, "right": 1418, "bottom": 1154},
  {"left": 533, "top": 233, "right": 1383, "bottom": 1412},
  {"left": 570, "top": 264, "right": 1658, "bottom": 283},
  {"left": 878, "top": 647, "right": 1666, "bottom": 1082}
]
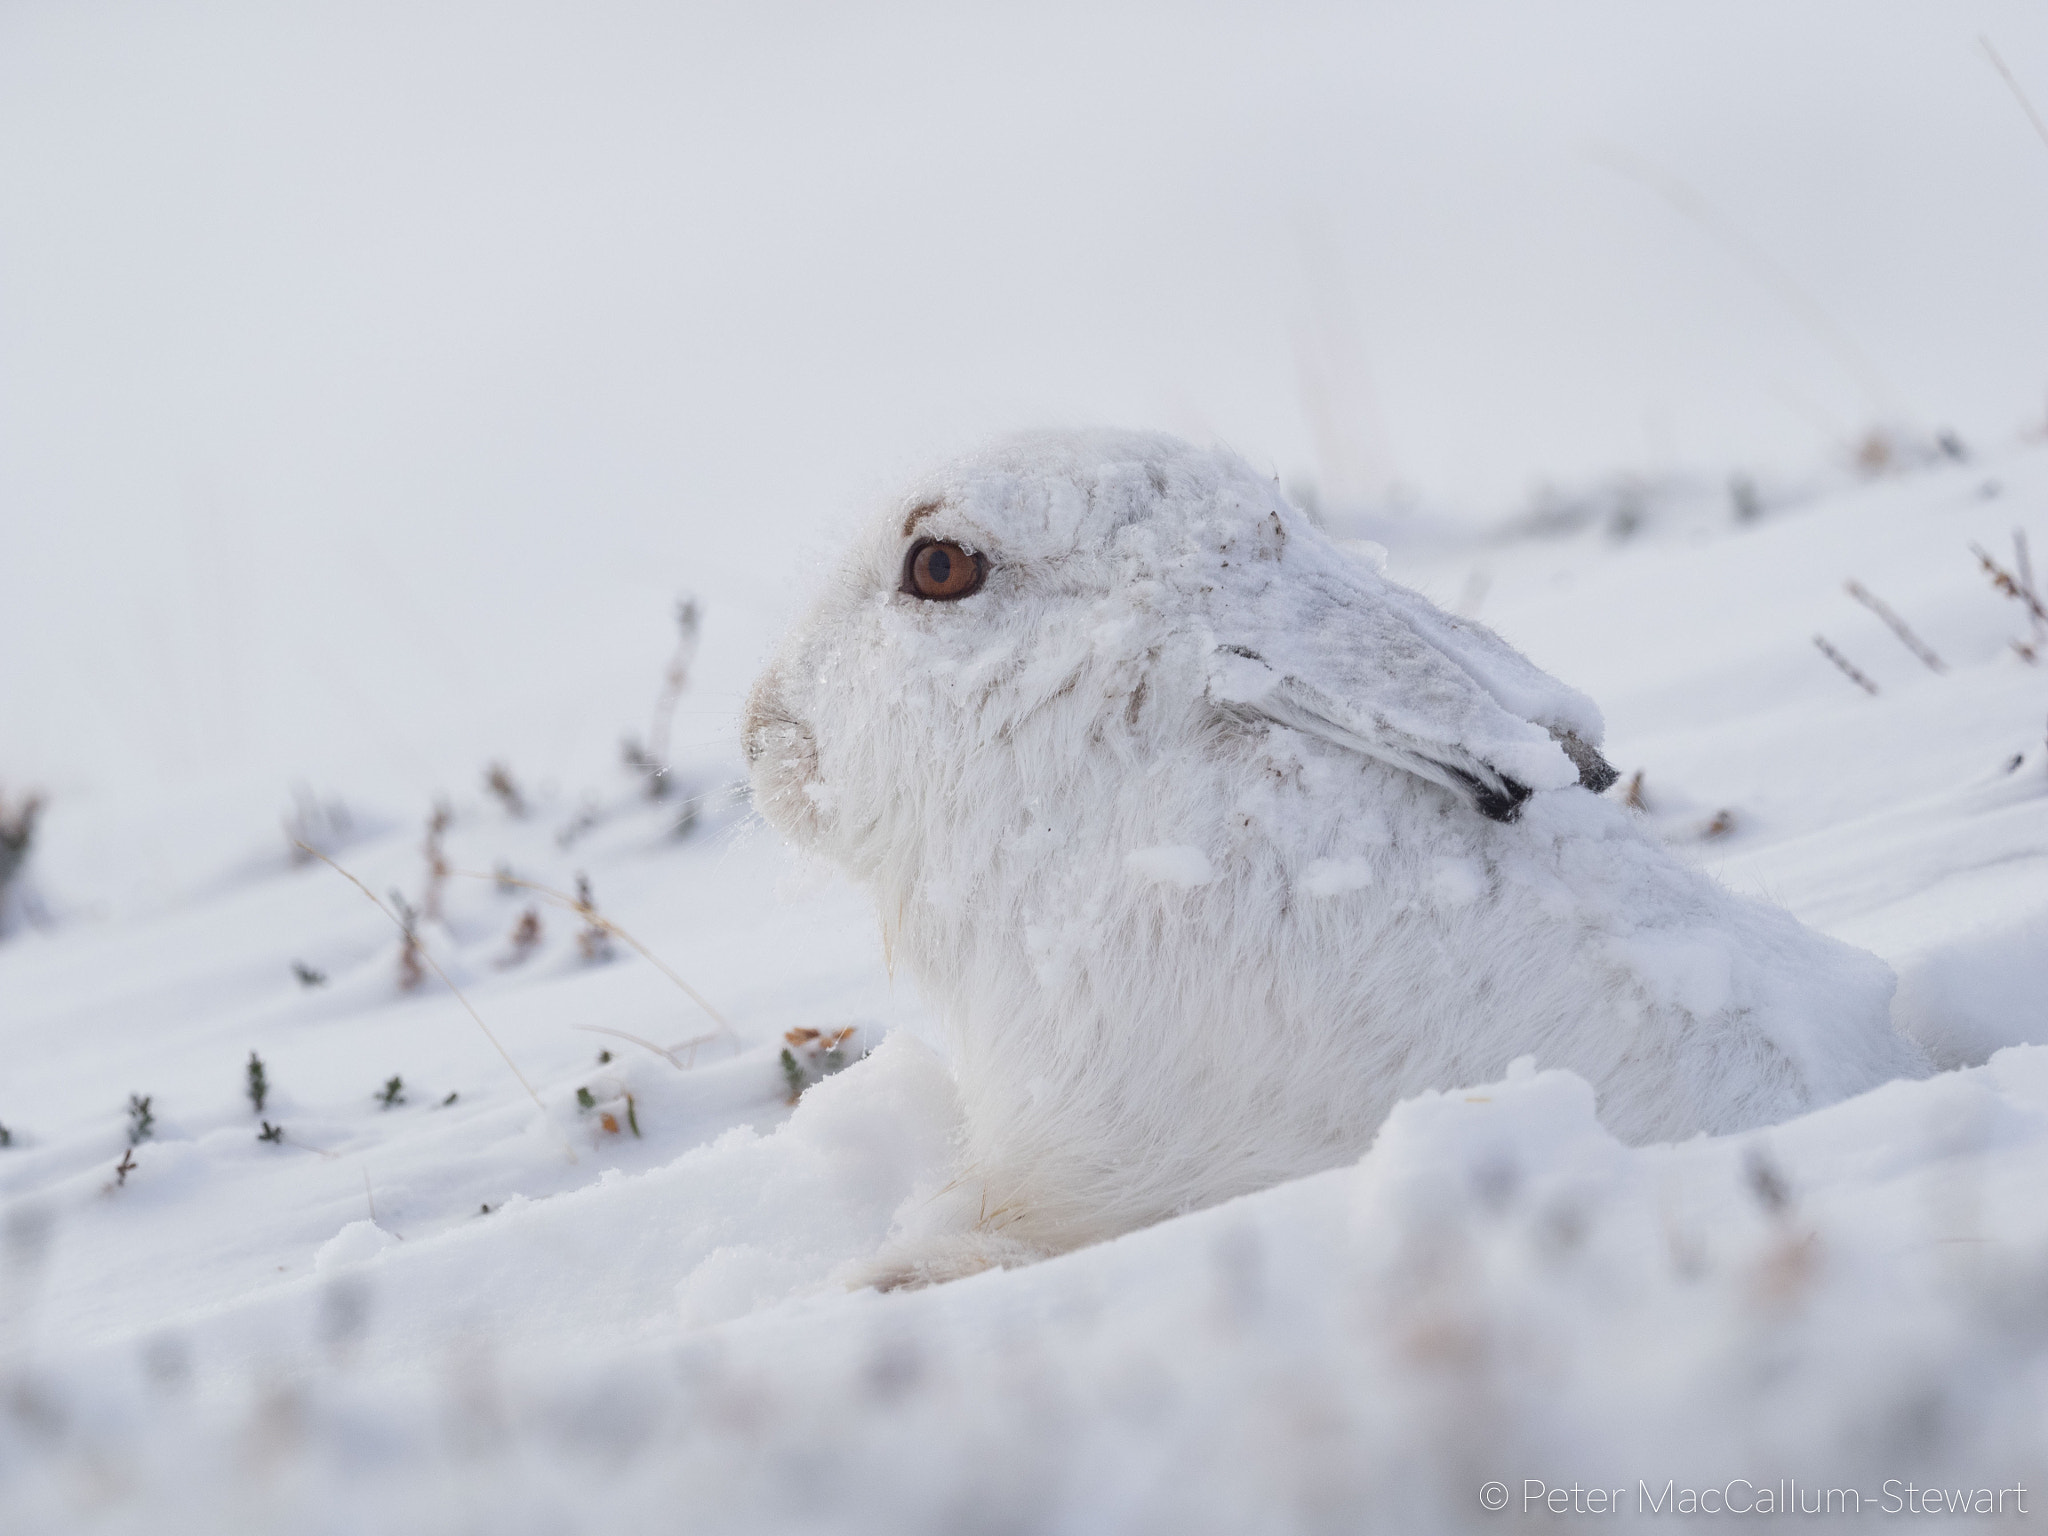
[
  {"left": 1895, "top": 909, "right": 2048, "bottom": 1068},
  {"left": 8, "top": 1052, "right": 2048, "bottom": 1533},
  {"left": 2, "top": 440, "right": 2046, "bottom": 1529}
]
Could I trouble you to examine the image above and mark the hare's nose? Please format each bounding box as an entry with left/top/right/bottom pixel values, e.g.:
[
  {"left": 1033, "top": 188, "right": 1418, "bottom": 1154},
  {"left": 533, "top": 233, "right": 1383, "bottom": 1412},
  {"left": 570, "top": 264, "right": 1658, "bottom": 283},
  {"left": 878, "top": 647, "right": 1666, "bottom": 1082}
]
[
  {"left": 741, "top": 669, "right": 818, "bottom": 767},
  {"left": 740, "top": 673, "right": 788, "bottom": 765}
]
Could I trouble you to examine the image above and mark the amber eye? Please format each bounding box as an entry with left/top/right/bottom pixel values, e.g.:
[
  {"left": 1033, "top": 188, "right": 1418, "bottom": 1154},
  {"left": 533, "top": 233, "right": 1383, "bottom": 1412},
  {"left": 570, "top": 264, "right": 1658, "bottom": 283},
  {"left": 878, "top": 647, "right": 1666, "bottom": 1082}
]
[{"left": 901, "top": 539, "right": 986, "bottom": 601}]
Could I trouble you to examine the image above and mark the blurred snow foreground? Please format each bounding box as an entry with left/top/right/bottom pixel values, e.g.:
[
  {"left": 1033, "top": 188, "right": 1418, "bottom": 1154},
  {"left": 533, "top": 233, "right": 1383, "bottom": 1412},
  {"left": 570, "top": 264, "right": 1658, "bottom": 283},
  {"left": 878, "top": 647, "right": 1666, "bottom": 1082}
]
[{"left": 4, "top": 445, "right": 2048, "bottom": 1533}]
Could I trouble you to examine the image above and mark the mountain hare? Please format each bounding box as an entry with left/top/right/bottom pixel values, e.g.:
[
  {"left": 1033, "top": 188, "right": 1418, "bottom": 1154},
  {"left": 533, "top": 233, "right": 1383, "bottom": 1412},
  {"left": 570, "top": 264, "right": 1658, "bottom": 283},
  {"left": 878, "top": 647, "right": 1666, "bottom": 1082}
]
[{"left": 743, "top": 431, "right": 1930, "bottom": 1285}]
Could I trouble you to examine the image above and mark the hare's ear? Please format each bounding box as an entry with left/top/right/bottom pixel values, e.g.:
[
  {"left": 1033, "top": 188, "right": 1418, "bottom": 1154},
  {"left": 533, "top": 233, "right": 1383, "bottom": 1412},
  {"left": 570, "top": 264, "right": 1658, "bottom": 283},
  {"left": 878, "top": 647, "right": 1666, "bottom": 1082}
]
[{"left": 1206, "top": 574, "right": 1615, "bottom": 823}]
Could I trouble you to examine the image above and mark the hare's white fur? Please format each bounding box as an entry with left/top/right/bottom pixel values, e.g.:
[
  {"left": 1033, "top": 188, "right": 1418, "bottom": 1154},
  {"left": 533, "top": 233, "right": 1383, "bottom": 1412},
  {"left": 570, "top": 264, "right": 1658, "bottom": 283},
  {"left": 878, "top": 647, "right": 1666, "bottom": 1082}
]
[{"left": 744, "top": 431, "right": 1929, "bottom": 1280}]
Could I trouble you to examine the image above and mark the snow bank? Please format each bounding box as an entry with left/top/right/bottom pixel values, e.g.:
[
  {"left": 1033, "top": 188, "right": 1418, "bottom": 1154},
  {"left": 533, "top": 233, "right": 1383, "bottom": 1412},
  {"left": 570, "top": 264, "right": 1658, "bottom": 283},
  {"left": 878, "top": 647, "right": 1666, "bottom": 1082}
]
[
  {"left": 8, "top": 1050, "right": 2048, "bottom": 1533},
  {"left": 1895, "top": 910, "right": 2048, "bottom": 1068},
  {"left": 1, "top": 442, "right": 2045, "bottom": 1530}
]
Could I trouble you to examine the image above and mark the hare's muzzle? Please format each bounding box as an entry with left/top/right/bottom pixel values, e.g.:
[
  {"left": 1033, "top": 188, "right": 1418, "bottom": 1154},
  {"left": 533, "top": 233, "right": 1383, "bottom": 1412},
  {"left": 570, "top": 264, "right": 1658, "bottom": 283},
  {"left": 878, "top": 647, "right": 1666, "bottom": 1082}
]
[{"left": 741, "top": 667, "right": 823, "bottom": 842}]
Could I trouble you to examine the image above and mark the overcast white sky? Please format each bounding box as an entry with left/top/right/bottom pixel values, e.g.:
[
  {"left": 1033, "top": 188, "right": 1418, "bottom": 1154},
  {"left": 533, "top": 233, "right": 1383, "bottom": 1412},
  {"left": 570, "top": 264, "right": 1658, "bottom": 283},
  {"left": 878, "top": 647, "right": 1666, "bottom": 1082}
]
[{"left": 4, "top": 1, "right": 2047, "bottom": 800}]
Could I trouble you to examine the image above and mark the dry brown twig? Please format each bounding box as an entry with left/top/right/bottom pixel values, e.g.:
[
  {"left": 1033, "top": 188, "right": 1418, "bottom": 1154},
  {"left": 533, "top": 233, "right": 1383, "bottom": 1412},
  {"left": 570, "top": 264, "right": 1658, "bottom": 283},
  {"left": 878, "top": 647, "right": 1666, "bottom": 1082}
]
[
  {"left": 1845, "top": 580, "right": 1946, "bottom": 672},
  {"left": 1973, "top": 537, "right": 2048, "bottom": 624},
  {"left": 574, "top": 874, "right": 614, "bottom": 964},
  {"left": 497, "top": 906, "right": 543, "bottom": 968},
  {"left": 483, "top": 762, "right": 527, "bottom": 818},
  {"left": 2018, "top": 532, "right": 2048, "bottom": 662},
  {"left": 1813, "top": 635, "right": 1880, "bottom": 695},
  {"left": 1972, "top": 534, "right": 2048, "bottom": 662},
  {"left": 393, "top": 894, "right": 426, "bottom": 992},
  {"left": 419, "top": 802, "right": 451, "bottom": 922}
]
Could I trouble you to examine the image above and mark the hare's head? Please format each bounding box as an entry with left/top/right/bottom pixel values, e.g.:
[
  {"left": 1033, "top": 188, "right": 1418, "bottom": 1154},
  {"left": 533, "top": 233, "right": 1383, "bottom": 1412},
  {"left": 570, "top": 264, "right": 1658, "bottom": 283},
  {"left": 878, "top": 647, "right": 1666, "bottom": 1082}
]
[{"left": 744, "top": 431, "right": 1613, "bottom": 888}]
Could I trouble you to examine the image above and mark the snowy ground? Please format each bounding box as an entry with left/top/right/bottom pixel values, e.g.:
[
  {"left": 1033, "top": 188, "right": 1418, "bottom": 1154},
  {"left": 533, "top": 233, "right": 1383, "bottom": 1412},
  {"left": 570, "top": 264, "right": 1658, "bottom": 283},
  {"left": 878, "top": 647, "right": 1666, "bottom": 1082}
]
[{"left": 2, "top": 439, "right": 2045, "bottom": 1532}]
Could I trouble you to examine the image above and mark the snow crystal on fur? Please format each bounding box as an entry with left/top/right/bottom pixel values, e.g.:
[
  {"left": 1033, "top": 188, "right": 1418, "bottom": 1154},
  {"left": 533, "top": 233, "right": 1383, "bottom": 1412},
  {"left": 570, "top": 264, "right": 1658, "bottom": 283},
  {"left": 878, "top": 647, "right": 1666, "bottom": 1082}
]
[{"left": 743, "top": 430, "right": 1931, "bottom": 1272}]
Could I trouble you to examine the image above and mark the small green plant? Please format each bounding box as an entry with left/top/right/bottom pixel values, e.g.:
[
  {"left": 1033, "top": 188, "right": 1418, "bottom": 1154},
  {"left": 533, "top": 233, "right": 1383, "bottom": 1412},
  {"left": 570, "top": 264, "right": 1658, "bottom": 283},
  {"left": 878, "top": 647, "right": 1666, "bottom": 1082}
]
[
  {"left": 246, "top": 1051, "right": 268, "bottom": 1115},
  {"left": 441, "top": 1091, "right": 458, "bottom": 1106},
  {"left": 377, "top": 1076, "right": 405, "bottom": 1109},
  {"left": 257, "top": 1121, "right": 284, "bottom": 1144},
  {"left": 575, "top": 1083, "right": 641, "bottom": 1137},
  {"left": 780, "top": 1025, "right": 863, "bottom": 1103},
  {"left": 292, "top": 961, "right": 327, "bottom": 987},
  {"left": 0, "top": 1122, "right": 12, "bottom": 1148},
  {"left": 126, "top": 1094, "right": 154, "bottom": 1145},
  {"left": 596, "top": 1049, "right": 612, "bottom": 1064}
]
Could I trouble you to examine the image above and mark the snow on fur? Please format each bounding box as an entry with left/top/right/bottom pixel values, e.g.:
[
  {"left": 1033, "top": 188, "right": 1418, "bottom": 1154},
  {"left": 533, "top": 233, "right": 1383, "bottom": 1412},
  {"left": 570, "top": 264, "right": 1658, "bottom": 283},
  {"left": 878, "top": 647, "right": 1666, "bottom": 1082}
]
[
  {"left": 742, "top": 432, "right": 1931, "bottom": 1275},
  {"left": 4, "top": 432, "right": 2046, "bottom": 1533}
]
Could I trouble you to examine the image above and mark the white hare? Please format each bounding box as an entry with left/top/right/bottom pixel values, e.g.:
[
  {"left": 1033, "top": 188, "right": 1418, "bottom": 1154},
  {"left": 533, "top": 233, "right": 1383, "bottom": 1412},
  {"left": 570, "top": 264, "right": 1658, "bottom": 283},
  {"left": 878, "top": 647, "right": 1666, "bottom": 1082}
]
[{"left": 743, "top": 430, "right": 1929, "bottom": 1285}]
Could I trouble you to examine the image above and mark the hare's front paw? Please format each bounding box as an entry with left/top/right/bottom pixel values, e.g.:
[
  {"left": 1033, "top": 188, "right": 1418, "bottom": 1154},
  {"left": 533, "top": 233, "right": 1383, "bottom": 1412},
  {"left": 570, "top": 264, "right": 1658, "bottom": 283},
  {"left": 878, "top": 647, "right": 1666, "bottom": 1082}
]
[{"left": 842, "top": 1231, "right": 1052, "bottom": 1293}]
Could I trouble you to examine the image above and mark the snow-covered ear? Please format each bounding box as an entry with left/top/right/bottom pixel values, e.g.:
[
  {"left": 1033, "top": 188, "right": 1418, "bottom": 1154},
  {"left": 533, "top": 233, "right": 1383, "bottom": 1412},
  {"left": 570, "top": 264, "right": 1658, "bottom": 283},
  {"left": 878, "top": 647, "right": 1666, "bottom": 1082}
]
[{"left": 1205, "top": 567, "right": 1617, "bottom": 823}]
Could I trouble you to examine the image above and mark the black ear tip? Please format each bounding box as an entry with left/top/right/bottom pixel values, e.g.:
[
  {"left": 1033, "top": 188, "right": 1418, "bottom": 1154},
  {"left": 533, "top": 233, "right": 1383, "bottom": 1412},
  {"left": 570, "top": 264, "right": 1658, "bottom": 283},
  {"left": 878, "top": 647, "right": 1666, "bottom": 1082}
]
[
  {"left": 1442, "top": 765, "right": 1532, "bottom": 822},
  {"left": 1472, "top": 778, "right": 1532, "bottom": 823},
  {"left": 1578, "top": 757, "right": 1621, "bottom": 795}
]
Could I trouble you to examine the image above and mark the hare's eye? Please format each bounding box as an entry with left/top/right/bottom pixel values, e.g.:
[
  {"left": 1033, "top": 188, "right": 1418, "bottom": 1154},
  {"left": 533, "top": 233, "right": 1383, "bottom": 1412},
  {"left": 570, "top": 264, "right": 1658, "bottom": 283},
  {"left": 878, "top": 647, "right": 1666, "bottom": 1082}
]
[{"left": 902, "top": 540, "right": 986, "bottom": 602}]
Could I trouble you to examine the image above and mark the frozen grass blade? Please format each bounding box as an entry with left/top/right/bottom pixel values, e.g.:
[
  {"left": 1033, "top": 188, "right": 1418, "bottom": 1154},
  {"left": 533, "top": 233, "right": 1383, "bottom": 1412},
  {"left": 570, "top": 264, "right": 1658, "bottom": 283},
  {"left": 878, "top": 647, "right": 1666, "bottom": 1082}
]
[
  {"left": 1845, "top": 580, "right": 1945, "bottom": 672},
  {"left": 295, "top": 842, "right": 551, "bottom": 1121},
  {"left": 2014, "top": 530, "right": 2047, "bottom": 647},
  {"left": 1971, "top": 541, "right": 2048, "bottom": 625},
  {"left": 646, "top": 598, "right": 701, "bottom": 799},
  {"left": 453, "top": 868, "right": 733, "bottom": 1035},
  {"left": 1812, "top": 635, "right": 1880, "bottom": 695},
  {"left": 1981, "top": 36, "right": 2048, "bottom": 157},
  {"left": 573, "top": 1024, "right": 725, "bottom": 1071}
]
